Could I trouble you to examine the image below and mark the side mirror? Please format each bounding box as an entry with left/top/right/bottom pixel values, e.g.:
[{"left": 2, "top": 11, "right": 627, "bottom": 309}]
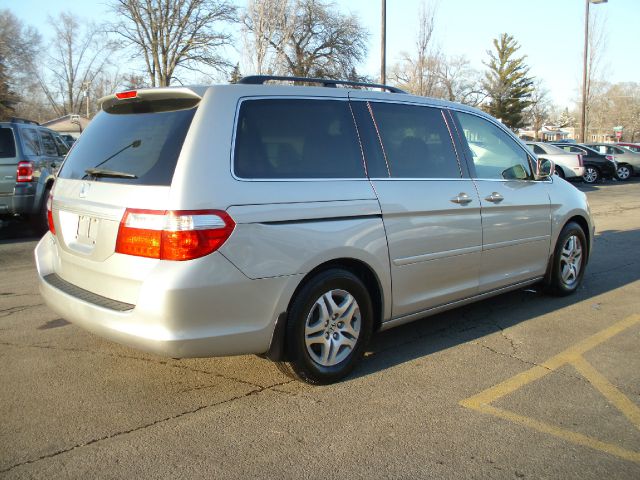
[{"left": 535, "top": 157, "right": 554, "bottom": 180}]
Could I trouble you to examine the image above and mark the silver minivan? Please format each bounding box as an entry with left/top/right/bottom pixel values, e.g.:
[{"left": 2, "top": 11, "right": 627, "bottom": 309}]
[{"left": 35, "top": 76, "right": 593, "bottom": 384}]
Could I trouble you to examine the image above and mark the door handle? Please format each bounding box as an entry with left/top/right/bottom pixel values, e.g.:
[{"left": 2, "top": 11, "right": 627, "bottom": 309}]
[
  {"left": 450, "top": 192, "right": 473, "bottom": 205},
  {"left": 485, "top": 192, "right": 504, "bottom": 203}
]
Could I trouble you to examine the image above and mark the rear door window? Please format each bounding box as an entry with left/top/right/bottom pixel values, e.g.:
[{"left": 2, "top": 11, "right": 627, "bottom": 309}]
[
  {"left": 21, "top": 128, "right": 42, "bottom": 156},
  {"left": 0, "top": 128, "right": 16, "bottom": 158},
  {"left": 234, "top": 99, "right": 365, "bottom": 179},
  {"left": 40, "top": 131, "right": 59, "bottom": 156},
  {"left": 53, "top": 135, "right": 69, "bottom": 156},
  {"left": 367, "top": 102, "right": 461, "bottom": 178},
  {"left": 58, "top": 107, "right": 196, "bottom": 185}
]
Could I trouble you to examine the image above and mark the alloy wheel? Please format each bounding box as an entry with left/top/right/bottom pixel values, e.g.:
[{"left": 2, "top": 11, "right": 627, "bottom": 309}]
[
  {"left": 304, "top": 289, "right": 361, "bottom": 367},
  {"left": 559, "top": 235, "right": 583, "bottom": 288}
]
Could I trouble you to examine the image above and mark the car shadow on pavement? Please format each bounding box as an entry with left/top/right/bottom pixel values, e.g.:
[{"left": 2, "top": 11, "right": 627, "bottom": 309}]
[
  {"left": 0, "top": 218, "right": 44, "bottom": 243},
  {"left": 355, "top": 227, "right": 640, "bottom": 381}
]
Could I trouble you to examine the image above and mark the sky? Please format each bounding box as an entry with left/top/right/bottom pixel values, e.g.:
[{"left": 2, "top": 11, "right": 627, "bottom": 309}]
[{"left": 5, "top": 0, "right": 640, "bottom": 109}]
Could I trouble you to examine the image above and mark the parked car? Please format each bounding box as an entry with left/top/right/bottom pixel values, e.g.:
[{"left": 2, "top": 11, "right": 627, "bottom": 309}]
[
  {"left": 59, "top": 134, "right": 77, "bottom": 147},
  {"left": 0, "top": 118, "right": 69, "bottom": 229},
  {"left": 585, "top": 142, "right": 640, "bottom": 180},
  {"left": 35, "top": 76, "right": 593, "bottom": 384},
  {"left": 616, "top": 142, "right": 640, "bottom": 153},
  {"left": 525, "top": 141, "right": 585, "bottom": 180},
  {"left": 550, "top": 143, "right": 617, "bottom": 184}
]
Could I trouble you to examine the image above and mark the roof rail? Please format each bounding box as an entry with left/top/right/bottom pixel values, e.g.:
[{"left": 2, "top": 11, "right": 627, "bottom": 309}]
[
  {"left": 9, "top": 117, "right": 39, "bottom": 125},
  {"left": 238, "top": 75, "right": 406, "bottom": 94}
]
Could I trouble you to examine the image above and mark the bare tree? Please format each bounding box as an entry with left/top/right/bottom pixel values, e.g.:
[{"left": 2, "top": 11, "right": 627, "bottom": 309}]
[
  {"left": 36, "top": 12, "right": 114, "bottom": 117},
  {"left": 524, "top": 80, "right": 551, "bottom": 140},
  {"left": 110, "top": 0, "right": 237, "bottom": 87},
  {"left": 242, "top": 0, "right": 368, "bottom": 79},
  {"left": 582, "top": 10, "right": 608, "bottom": 140},
  {"left": 0, "top": 9, "right": 42, "bottom": 119},
  {"left": 242, "top": 0, "right": 288, "bottom": 75},
  {"left": 434, "top": 55, "right": 484, "bottom": 106},
  {"left": 390, "top": 1, "right": 439, "bottom": 96}
]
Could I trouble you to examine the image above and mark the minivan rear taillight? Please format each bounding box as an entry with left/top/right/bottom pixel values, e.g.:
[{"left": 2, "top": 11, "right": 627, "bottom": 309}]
[
  {"left": 17, "top": 161, "right": 33, "bottom": 182},
  {"left": 47, "top": 193, "right": 55, "bottom": 235},
  {"left": 577, "top": 154, "right": 583, "bottom": 166},
  {"left": 115, "top": 209, "right": 235, "bottom": 261},
  {"left": 605, "top": 155, "right": 615, "bottom": 162}
]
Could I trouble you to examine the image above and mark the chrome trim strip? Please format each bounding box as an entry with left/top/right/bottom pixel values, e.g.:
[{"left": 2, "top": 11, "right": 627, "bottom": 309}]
[
  {"left": 393, "top": 245, "right": 482, "bottom": 266},
  {"left": 482, "top": 235, "right": 550, "bottom": 251}
]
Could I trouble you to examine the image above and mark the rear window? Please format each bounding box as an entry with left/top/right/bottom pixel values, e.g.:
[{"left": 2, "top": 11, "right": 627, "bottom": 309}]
[
  {"left": 234, "top": 99, "right": 365, "bottom": 179},
  {"left": 0, "top": 128, "right": 16, "bottom": 158},
  {"left": 58, "top": 107, "right": 196, "bottom": 185}
]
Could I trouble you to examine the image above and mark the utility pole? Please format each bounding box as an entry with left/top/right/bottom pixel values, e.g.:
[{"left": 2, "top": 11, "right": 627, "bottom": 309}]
[
  {"left": 82, "top": 81, "right": 91, "bottom": 119},
  {"left": 381, "top": 0, "right": 386, "bottom": 85}
]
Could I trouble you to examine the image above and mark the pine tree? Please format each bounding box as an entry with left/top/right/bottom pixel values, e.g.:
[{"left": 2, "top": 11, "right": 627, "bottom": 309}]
[
  {"left": 229, "top": 63, "right": 242, "bottom": 84},
  {"left": 482, "top": 33, "right": 533, "bottom": 130}
]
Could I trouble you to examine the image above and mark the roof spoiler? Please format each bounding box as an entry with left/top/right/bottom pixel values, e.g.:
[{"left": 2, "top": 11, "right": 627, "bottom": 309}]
[{"left": 99, "top": 88, "right": 202, "bottom": 114}]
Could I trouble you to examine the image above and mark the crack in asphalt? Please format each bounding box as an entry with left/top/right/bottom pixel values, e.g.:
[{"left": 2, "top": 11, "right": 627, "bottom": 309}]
[
  {"left": 0, "top": 379, "right": 294, "bottom": 475},
  {"left": 492, "top": 320, "right": 518, "bottom": 356},
  {"left": 0, "top": 303, "right": 45, "bottom": 318}
]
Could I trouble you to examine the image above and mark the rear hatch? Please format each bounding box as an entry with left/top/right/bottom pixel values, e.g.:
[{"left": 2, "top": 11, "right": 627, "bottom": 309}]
[
  {"left": 48, "top": 87, "right": 201, "bottom": 303},
  {"left": 0, "top": 126, "right": 18, "bottom": 196}
]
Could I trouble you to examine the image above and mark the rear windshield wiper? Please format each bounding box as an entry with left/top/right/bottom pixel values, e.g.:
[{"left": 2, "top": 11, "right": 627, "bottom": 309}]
[{"left": 84, "top": 168, "right": 138, "bottom": 179}]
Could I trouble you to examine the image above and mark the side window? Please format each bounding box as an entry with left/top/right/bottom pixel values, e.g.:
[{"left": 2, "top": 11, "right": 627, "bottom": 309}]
[
  {"left": 0, "top": 128, "right": 17, "bottom": 158},
  {"left": 456, "top": 112, "right": 532, "bottom": 180},
  {"left": 368, "top": 102, "right": 461, "bottom": 178},
  {"left": 234, "top": 99, "right": 364, "bottom": 179},
  {"left": 532, "top": 145, "right": 545, "bottom": 155},
  {"left": 40, "top": 131, "right": 59, "bottom": 156},
  {"left": 21, "top": 128, "right": 42, "bottom": 156},
  {"left": 53, "top": 135, "right": 69, "bottom": 156}
]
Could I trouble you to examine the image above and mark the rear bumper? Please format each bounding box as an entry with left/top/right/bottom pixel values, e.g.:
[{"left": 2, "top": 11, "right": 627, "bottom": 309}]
[
  {"left": 35, "top": 233, "right": 296, "bottom": 358},
  {"left": 0, "top": 185, "right": 36, "bottom": 215}
]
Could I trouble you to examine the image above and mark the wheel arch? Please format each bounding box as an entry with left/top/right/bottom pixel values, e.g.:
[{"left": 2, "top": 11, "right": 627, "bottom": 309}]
[
  {"left": 289, "top": 258, "right": 385, "bottom": 333},
  {"left": 263, "top": 257, "right": 385, "bottom": 362}
]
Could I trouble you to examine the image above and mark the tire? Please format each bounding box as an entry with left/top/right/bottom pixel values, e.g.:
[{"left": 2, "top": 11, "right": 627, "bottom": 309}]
[
  {"left": 546, "top": 222, "right": 587, "bottom": 296},
  {"left": 278, "top": 268, "right": 373, "bottom": 384},
  {"left": 615, "top": 164, "right": 632, "bottom": 181},
  {"left": 554, "top": 166, "right": 565, "bottom": 179},
  {"left": 30, "top": 184, "right": 52, "bottom": 234},
  {"left": 582, "top": 166, "right": 599, "bottom": 184}
]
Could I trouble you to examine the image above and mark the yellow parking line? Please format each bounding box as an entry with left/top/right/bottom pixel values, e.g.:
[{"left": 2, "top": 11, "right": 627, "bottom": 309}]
[
  {"left": 571, "top": 356, "right": 640, "bottom": 431},
  {"left": 460, "top": 314, "right": 640, "bottom": 463},
  {"left": 479, "top": 404, "right": 640, "bottom": 464}
]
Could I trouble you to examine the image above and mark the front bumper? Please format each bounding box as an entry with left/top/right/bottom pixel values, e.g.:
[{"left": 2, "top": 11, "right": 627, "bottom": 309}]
[{"left": 35, "top": 233, "right": 293, "bottom": 358}]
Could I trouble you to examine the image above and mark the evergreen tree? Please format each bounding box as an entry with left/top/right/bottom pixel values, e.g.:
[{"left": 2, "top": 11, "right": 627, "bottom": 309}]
[
  {"left": 482, "top": 33, "right": 533, "bottom": 130},
  {"left": 229, "top": 63, "right": 242, "bottom": 84}
]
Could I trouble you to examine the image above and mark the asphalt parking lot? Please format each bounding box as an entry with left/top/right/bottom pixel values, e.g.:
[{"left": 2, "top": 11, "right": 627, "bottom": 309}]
[{"left": 1, "top": 178, "right": 639, "bottom": 479}]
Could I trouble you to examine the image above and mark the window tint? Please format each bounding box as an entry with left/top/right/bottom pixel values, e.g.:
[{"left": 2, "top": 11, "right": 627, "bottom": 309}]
[
  {"left": 234, "top": 99, "right": 364, "bottom": 179},
  {"left": 0, "top": 128, "right": 17, "bottom": 158},
  {"left": 21, "top": 129, "right": 41, "bottom": 156},
  {"left": 53, "top": 135, "right": 69, "bottom": 156},
  {"left": 40, "top": 131, "right": 58, "bottom": 156},
  {"left": 531, "top": 144, "right": 545, "bottom": 155},
  {"left": 368, "top": 102, "right": 460, "bottom": 178},
  {"left": 457, "top": 112, "right": 532, "bottom": 180},
  {"left": 58, "top": 108, "right": 196, "bottom": 186}
]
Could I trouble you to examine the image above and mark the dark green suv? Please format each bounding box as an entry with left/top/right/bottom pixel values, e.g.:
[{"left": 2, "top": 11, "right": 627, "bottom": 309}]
[{"left": 0, "top": 118, "right": 69, "bottom": 229}]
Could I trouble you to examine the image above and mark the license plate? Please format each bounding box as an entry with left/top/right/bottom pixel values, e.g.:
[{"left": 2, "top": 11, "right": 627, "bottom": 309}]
[{"left": 76, "top": 215, "right": 99, "bottom": 245}]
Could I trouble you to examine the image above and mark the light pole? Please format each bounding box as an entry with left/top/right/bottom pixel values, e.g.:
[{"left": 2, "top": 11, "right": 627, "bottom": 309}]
[
  {"left": 82, "top": 81, "right": 91, "bottom": 119},
  {"left": 381, "top": 0, "right": 386, "bottom": 85},
  {"left": 580, "top": 0, "right": 608, "bottom": 143}
]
